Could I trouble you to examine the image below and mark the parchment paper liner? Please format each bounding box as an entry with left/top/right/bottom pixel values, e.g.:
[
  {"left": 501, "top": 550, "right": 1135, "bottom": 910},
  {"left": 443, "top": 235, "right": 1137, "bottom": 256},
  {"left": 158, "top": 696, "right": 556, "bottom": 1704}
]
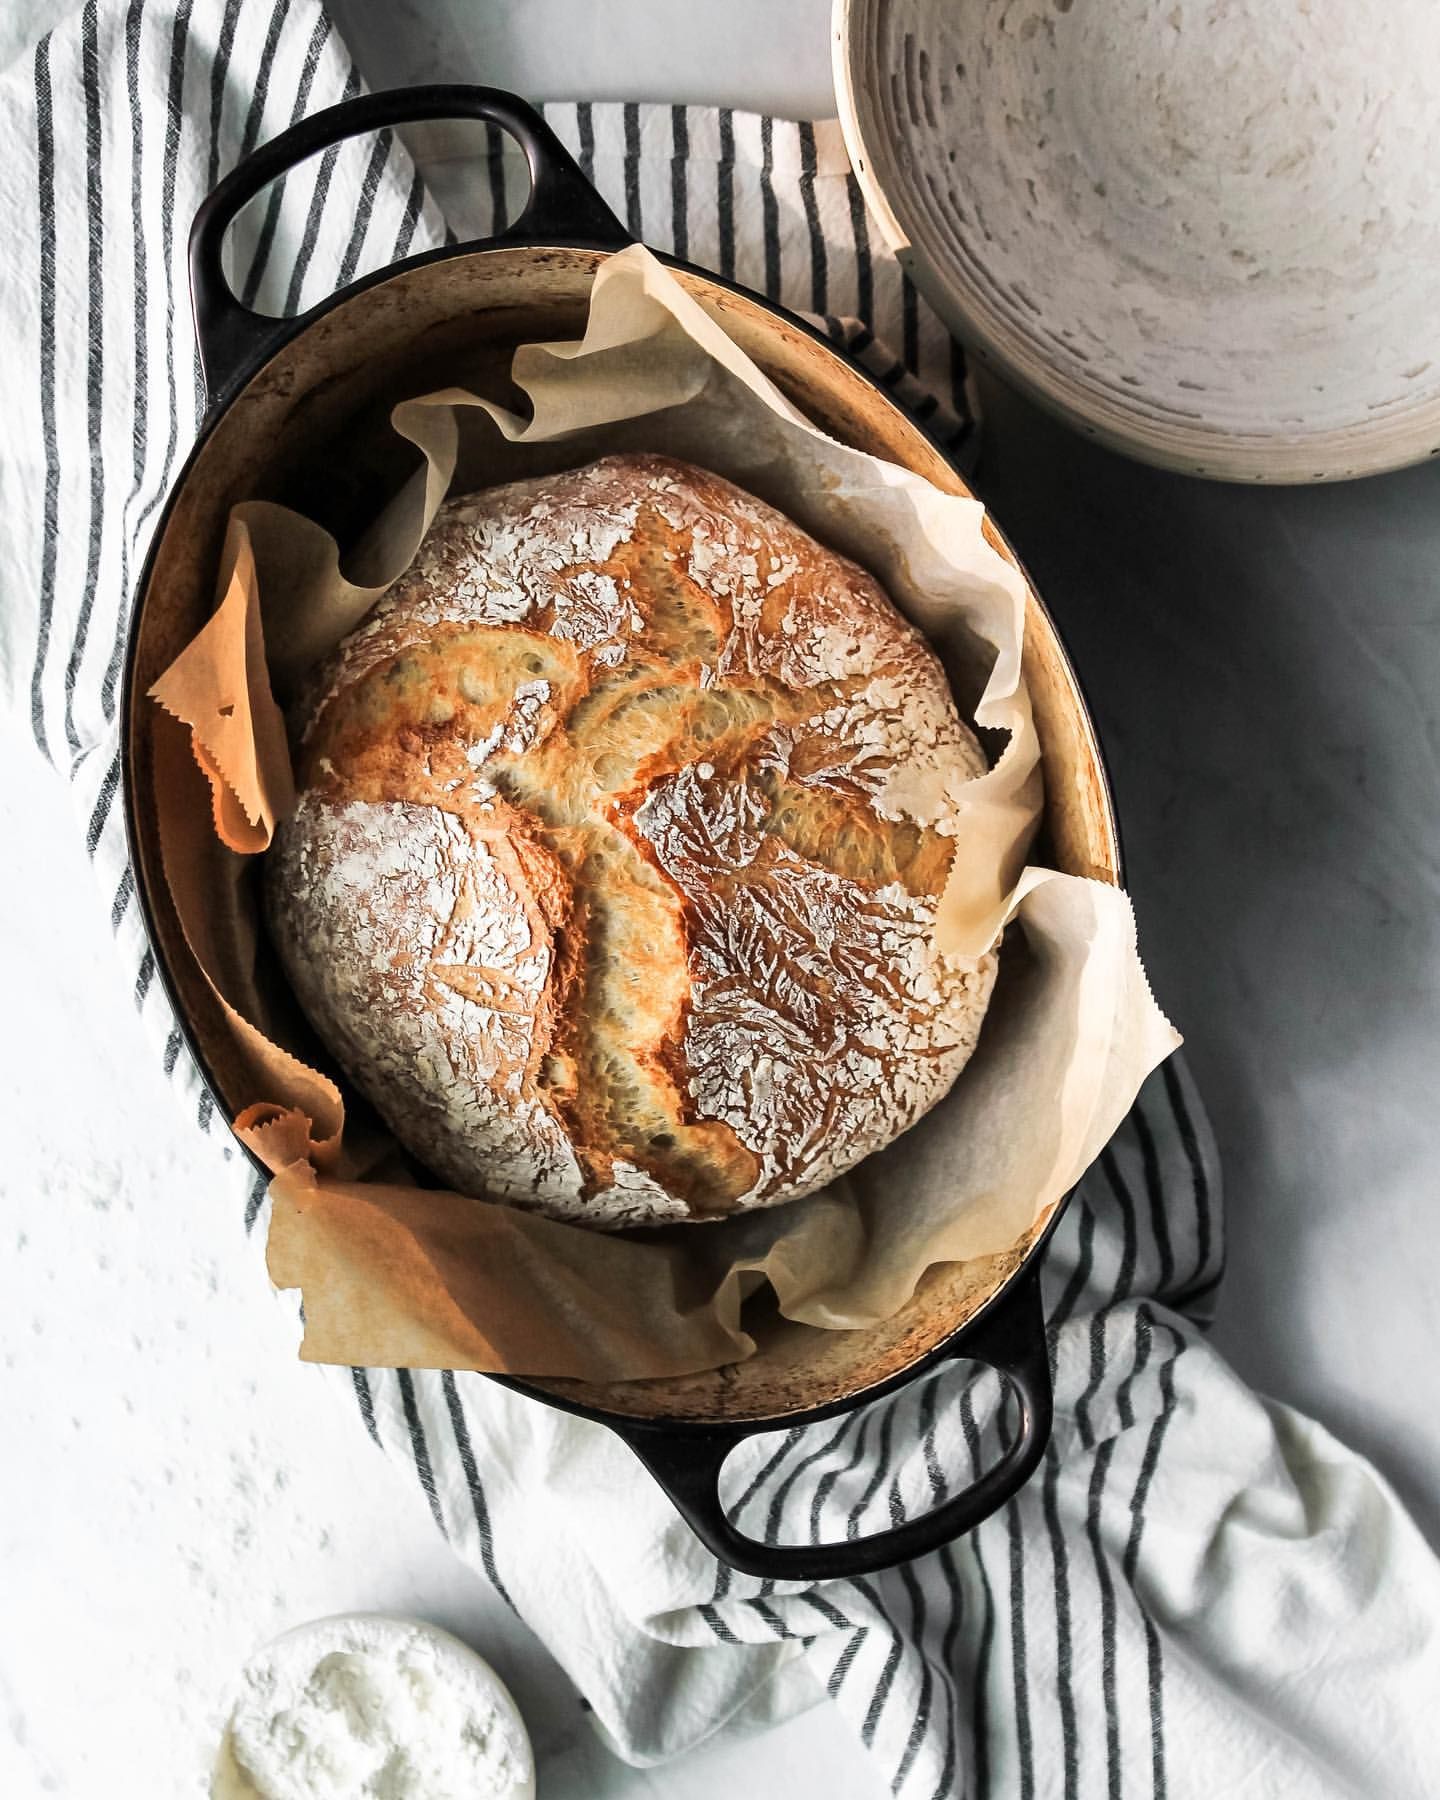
[{"left": 148, "top": 245, "right": 1179, "bottom": 1381}]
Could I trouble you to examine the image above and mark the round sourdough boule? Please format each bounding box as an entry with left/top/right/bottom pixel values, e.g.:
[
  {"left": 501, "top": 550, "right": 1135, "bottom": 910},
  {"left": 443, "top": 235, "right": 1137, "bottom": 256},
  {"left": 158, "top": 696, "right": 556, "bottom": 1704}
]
[{"left": 264, "top": 454, "right": 999, "bottom": 1229}]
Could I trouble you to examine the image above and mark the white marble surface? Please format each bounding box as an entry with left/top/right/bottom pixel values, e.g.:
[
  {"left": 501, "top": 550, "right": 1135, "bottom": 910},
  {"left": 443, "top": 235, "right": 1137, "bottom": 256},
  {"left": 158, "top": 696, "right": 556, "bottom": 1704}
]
[
  {"left": 4, "top": 2, "right": 1440, "bottom": 1797},
  {"left": 970, "top": 375, "right": 1440, "bottom": 1548},
  {"left": 327, "top": 0, "right": 836, "bottom": 118}
]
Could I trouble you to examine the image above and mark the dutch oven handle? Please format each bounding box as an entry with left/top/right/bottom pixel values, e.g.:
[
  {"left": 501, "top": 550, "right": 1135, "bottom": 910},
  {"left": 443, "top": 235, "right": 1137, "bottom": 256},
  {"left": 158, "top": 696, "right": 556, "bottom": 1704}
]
[
  {"left": 189, "top": 84, "right": 632, "bottom": 406},
  {"left": 609, "top": 1267, "right": 1054, "bottom": 1583}
]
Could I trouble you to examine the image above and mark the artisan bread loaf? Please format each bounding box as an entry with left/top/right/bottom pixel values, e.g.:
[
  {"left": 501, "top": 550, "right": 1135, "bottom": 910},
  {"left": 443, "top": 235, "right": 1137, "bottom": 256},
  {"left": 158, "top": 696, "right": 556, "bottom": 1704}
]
[{"left": 265, "top": 455, "right": 998, "bottom": 1228}]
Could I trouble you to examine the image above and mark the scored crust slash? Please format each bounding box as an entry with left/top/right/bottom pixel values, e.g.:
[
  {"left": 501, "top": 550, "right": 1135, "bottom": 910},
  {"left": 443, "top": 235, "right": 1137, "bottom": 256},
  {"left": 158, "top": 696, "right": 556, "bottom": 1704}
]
[{"left": 266, "top": 453, "right": 1001, "bottom": 1229}]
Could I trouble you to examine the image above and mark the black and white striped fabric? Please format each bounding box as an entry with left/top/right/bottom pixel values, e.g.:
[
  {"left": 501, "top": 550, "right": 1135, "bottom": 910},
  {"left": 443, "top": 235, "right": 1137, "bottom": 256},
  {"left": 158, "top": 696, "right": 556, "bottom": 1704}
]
[
  {"left": 453, "top": 98, "right": 977, "bottom": 473},
  {"left": 7, "top": 6, "right": 1440, "bottom": 1797}
]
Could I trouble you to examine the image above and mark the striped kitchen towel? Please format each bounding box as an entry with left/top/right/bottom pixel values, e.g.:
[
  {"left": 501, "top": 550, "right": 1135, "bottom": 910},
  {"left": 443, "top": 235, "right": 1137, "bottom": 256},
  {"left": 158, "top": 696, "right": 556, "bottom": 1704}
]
[{"left": 4, "top": 4, "right": 1440, "bottom": 1797}]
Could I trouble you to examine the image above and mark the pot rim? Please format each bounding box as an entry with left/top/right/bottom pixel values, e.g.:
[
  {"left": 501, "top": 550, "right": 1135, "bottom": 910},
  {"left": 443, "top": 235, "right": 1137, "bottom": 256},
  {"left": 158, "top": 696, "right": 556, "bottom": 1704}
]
[{"left": 120, "top": 231, "right": 1119, "bottom": 1435}]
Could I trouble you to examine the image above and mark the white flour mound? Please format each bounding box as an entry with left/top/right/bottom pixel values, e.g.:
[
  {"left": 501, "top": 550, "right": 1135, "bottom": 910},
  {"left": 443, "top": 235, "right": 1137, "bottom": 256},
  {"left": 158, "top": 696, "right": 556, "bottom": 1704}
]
[{"left": 225, "top": 1615, "right": 534, "bottom": 1800}]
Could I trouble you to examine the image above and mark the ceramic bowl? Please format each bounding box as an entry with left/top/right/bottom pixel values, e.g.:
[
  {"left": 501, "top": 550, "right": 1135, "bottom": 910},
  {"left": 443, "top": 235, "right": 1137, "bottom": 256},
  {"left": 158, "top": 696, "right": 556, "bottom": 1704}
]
[
  {"left": 211, "top": 1615, "right": 535, "bottom": 1798},
  {"left": 835, "top": 0, "right": 1440, "bottom": 481}
]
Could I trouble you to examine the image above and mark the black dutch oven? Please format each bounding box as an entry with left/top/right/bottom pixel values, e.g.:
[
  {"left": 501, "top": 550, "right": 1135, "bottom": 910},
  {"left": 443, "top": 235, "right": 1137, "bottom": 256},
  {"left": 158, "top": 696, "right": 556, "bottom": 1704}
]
[{"left": 121, "top": 86, "right": 1121, "bottom": 1581}]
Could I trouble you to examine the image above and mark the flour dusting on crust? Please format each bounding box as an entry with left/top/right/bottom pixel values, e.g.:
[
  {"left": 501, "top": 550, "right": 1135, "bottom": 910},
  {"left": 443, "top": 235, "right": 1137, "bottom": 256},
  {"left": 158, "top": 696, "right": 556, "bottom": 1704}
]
[
  {"left": 267, "top": 455, "right": 997, "bottom": 1228},
  {"left": 267, "top": 796, "right": 686, "bottom": 1227},
  {"left": 635, "top": 761, "right": 993, "bottom": 1201}
]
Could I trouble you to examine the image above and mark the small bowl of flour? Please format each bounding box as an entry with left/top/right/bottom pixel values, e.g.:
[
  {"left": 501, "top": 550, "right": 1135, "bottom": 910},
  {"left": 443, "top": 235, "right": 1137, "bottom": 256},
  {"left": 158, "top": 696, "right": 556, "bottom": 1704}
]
[{"left": 211, "top": 1613, "right": 535, "bottom": 1800}]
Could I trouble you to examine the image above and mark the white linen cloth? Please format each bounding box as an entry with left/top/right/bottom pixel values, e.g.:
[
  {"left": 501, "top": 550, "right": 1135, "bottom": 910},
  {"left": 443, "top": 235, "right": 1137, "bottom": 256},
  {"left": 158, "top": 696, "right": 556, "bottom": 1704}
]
[{"left": 1, "top": 3, "right": 1437, "bottom": 1794}]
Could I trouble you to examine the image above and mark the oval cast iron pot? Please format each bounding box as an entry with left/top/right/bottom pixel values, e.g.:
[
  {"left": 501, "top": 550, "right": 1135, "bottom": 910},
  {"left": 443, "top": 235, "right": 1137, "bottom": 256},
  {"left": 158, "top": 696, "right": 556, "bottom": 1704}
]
[{"left": 121, "top": 86, "right": 1122, "bottom": 1582}]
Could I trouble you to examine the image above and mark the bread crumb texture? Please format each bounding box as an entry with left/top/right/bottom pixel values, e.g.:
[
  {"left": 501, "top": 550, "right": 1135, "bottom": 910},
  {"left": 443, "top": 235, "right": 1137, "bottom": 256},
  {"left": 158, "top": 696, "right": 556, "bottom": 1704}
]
[{"left": 265, "top": 456, "right": 997, "bottom": 1227}]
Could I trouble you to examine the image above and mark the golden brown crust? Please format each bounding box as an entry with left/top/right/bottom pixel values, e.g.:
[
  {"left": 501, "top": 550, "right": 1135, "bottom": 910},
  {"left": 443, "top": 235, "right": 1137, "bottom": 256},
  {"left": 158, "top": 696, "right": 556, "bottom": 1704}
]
[{"left": 265, "top": 455, "right": 998, "bottom": 1228}]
